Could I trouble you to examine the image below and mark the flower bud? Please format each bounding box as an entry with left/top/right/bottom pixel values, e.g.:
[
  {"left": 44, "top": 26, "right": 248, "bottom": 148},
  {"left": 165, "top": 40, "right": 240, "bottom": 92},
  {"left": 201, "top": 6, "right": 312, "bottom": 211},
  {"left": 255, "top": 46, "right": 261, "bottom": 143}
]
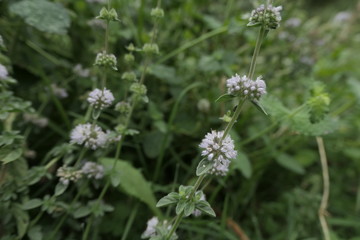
[
  {"left": 150, "top": 7, "right": 164, "bottom": 18},
  {"left": 121, "top": 71, "right": 137, "bottom": 82},
  {"left": 126, "top": 43, "right": 136, "bottom": 52},
  {"left": 197, "top": 99, "right": 210, "bottom": 113},
  {"left": 130, "top": 83, "right": 147, "bottom": 95},
  {"left": 94, "top": 51, "right": 117, "bottom": 70},
  {"left": 142, "top": 43, "right": 159, "bottom": 55},
  {"left": 115, "top": 101, "right": 131, "bottom": 115},
  {"left": 124, "top": 53, "right": 135, "bottom": 64},
  {"left": 96, "top": 7, "right": 120, "bottom": 22}
]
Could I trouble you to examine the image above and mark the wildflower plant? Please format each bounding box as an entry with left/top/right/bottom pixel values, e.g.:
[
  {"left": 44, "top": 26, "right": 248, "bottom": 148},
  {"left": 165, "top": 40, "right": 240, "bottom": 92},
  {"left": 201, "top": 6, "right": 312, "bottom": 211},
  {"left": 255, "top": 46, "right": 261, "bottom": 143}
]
[{"left": 154, "top": 2, "right": 282, "bottom": 239}]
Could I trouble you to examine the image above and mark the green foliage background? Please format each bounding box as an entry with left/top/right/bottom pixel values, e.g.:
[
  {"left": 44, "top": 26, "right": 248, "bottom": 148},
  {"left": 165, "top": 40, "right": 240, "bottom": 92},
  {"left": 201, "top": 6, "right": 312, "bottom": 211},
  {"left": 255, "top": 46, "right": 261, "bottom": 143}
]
[{"left": 0, "top": 0, "right": 359, "bottom": 239}]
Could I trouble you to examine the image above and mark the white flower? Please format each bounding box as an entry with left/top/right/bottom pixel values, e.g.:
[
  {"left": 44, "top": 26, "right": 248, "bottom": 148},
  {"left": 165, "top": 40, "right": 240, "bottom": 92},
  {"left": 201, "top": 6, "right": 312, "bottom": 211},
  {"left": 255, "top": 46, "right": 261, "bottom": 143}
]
[
  {"left": 0, "top": 64, "right": 8, "bottom": 80},
  {"left": 226, "top": 74, "right": 266, "bottom": 100},
  {"left": 73, "top": 64, "right": 90, "bottom": 78},
  {"left": 199, "top": 130, "right": 237, "bottom": 176},
  {"left": 51, "top": 84, "right": 68, "bottom": 98},
  {"left": 23, "top": 113, "right": 48, "bottom": 128},
  {"left": 285, "top": 18, "right": 301, "bottom": 28},
  {"left": 87, "top": 88, "right": 115, "bottom": 109},
  {"left": 56, "top": 166, "right": 82, "bottom": 185},
  {"left": 70, "top": 123, "right": 107, "bottom": 150},
  {"left": 142, "top": 217, "right": 159, "bottom": 238},
  {"left": 81, "top": 161, "right": 105, "bottom": 179},
  {"left": 333, "top": 11, "right": 352, "bottom": 24},
  {"left": 249, "top": 4, "right": 283, "bottom": 29}
]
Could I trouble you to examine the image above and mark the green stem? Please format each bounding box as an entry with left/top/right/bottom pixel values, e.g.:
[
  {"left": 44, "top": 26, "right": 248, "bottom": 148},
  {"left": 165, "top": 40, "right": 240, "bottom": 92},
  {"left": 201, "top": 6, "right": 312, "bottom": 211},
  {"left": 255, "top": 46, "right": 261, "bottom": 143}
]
[
  {"left": 248, "top": 27, "right": 266, "bottom": 80},
  {"left": 121, "top": 203, "right": 139, "bottom": 240},
  {"left": 166, "top": 212, "right": 184, "bottom": 240},
  {"left": 82, "top": 216, "right": 94, "bottom": 240},
  {"left": 221, "top": 100, "right": 246, "bottom": 141}
]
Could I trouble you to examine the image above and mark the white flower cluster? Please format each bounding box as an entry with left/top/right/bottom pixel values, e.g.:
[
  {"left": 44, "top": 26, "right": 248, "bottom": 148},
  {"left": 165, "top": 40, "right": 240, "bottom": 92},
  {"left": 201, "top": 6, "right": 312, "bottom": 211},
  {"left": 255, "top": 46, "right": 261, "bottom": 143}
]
[
  {"left": 70, "top": 123, "right": 107, "bottom": 150},
  {"left": 249, "top": 4, "right": 283, "bottom": 30},
  {"left": 0, "top": 64, "right": 8, "bottom": 80},
  {"left": 81, "top": 161, "right": 105, "bottom": 179},
  {"left": 73, "top": 64, "right": 90, "bottom": 78},
  {"left": 142, "top": 217, "right": 159, "bottom": 238},
  {"left": 199, "top": 130, "right": 237, "bottom": 176},
  {"left": 226, "top": 74, "right": 266, "bottom": 101},
  {"left": 57, "top": 166, "right": 82, "bottom": 185},
  {"left": 23, "top": 113, "right": 49, "bottom": 128},
  {"left": 87, "top": 88, "right": 115, "bottom": 109},
  {"left": 141, "top": 217, "right": 172, "bottom": 239},
  {"left": 51, "top": 84, "right": 68, "bottom": 99}
]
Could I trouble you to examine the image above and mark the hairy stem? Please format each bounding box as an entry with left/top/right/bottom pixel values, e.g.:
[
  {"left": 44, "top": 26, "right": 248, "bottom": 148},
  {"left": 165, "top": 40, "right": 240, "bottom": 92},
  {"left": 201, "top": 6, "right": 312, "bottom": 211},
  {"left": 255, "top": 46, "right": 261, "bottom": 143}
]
[{"left": 316, "top": 136, "right": 331, "bottom": 240}]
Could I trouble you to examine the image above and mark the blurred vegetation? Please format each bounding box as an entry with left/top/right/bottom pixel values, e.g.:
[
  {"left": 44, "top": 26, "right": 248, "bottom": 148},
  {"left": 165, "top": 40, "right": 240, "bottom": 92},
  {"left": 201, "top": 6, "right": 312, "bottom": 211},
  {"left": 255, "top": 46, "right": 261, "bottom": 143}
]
[{"left": 0, "top": 0, "right": 359, "bottom": 239}]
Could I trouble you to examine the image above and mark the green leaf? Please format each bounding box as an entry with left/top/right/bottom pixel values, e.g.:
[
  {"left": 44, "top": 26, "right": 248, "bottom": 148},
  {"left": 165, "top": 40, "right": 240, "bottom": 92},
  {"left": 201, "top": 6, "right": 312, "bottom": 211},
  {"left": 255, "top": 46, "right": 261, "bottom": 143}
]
[
  {"left": 215, "top": 93, "right": 235, "bottom": 103},
  {"left": 0, "top": 131, "right": 23, "bottom": 146},
  {"left": 195, "top": 200, "right": 216, "bottom": 217},
  {"left": 156, "top": 192, "right": 179, "bottom": 207},
  {"left": 143, "top": 130, "right": 166, "bottom": 158},
  {"left": 54, "top": 182, "right": 68, "bottom": 196},
  {"left": 0, "top": 148, "right": 23, "bottom": 164},
  {"left": 196, "top": 158, "right": 213, "bottom": 176},
  {"left": 22, "top": 199, "right": 43, "bottom": 210},
  {"left": 251, "top": 99, "right": 268, "bottom": 116},
  {"left": 276, "top": 153, "right": 305, "bottom": 175},
  {"left": 101, "top": 158, "right": 159, "bottom": 215},
  {"left": 110, "top": 169, "right": 121, "bottom": 187},
  {"left": 259, "top": 94, "right": 290, "bottom": 120},
  {"left": 28, "top": 226, "right": 43, "bottom": 240},
  {"left": 149, "top": 64, "right": 178, "bottom": 85},
  {"left": 247, "top": 22, "right": 262, "bottom": 27},
  {"left": 288, "top": 108, "right": 338, "bottom": 136},
  {"left": 183, "top": 202, "right": 196, "bottom": 217},
  {"left": 12, "top": 204, "right": 29, "bottom": 238},
  {"left": 10, "top": 0, "right": 71, "bottom": 34},
  {"left": 176, "top": 200, "right": 187, "bottom": 215},
  {"left": 232, "top": 152, "right": 252, "bottom": 178},
  {"left": 73, "top": 206, "right": 92, "bottom": 219}
]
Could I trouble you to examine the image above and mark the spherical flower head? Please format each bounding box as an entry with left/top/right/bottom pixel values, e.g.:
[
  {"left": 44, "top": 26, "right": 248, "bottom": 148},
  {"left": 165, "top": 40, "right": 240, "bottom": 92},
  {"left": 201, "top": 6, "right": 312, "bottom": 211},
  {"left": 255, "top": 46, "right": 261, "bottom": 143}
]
[
  {"left": 70, "top": 123, "right": 107, "bottom": 150},
  {"left": 248, "top": 4, "right": 283, "bottom": 30},
  {"left": 94, "top": 51, "right": 117, "bottom": 70},
  {"left": 56, "top": 166, "right": 83, "bottom": 185},
  {"left": 0, "top": 64, "right": 9, "bottom": 80},
  {"left": 141, "top": 217, "right": 159, "bottom": 239},
  {"left": 197, "top": 98, "right": 210, "bottom": 113},
  {"left": 226, "top": 74, "right": 266, "bottom": 101},
  {"left": 81, "top": 161, "right": 105, "bottom": 179},
  {"left": 115, "top": 101, "right": 131, "bottom": 115},
  {"left": 199, "top": 130, "right": 237, "bottom": 176},
  {"left": 87, "top": 88, "right": 115, "bottom": 109}
]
